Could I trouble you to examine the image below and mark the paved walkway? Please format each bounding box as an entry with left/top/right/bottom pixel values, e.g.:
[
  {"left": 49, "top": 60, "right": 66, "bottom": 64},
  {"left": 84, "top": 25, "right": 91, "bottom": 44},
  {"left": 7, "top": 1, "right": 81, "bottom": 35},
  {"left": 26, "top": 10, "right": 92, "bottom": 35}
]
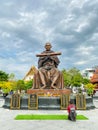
[{"left": 0, "top": 97, "right": 98, "bottom": 130}]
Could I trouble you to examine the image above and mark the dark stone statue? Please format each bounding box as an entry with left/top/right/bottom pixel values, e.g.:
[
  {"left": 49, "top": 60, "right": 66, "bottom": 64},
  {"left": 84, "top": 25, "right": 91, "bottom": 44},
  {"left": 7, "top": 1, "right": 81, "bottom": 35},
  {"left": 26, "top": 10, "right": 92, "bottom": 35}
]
[{"left": 32, "top": 42, "right": 64, "bottom": 89}]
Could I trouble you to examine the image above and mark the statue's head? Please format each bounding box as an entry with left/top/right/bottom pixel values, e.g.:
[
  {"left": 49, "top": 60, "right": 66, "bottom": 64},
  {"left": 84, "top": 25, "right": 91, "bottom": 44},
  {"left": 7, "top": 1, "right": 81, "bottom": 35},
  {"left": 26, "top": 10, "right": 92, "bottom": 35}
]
[{"left": 44, "top": 42, "right": 52, "bottom": 51}]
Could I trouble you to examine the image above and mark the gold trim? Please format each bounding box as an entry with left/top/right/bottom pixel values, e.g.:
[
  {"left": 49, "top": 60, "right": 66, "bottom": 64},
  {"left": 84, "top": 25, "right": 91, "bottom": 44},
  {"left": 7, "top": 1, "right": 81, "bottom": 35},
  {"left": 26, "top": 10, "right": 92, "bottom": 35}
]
[
  {"left": 76, "top": 94, "right": 86, "bottom": 110},
  {"left": 10, "top": 94, "right": 20, "bottom": 109},
  {"left": 61, "top": 94, "right": 70, "bottom": 109},
  {"left": 28, "top": 94, "right": 38, "bottom": 109}
]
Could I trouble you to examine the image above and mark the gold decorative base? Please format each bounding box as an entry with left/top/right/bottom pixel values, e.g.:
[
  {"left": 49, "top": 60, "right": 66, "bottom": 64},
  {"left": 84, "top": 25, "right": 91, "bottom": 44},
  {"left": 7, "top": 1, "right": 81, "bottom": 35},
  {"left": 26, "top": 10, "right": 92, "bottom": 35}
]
[
  {"left": 76, "top": 94, "right": 86, "bottom": 110},
  {"left": 28, "top": 94, "right": 38, "bottom": 110},
  {"left": 10, "top": 94, "right": 20, "bottom": 109}
]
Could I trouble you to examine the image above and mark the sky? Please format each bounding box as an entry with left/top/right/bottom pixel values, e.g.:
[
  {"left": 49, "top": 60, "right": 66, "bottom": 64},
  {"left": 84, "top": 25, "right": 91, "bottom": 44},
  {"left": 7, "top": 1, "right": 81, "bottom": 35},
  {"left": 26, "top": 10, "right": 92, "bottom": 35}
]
[{"left": 0, "top": 0, "right": 98, "bottom": 79}]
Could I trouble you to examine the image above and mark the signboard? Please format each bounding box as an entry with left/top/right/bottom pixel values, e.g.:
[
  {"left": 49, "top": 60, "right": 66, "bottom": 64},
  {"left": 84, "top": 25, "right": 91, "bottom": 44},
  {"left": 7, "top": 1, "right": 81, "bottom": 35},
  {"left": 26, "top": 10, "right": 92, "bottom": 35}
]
[
  {"left": 61, "top": 94, "right": 70, "bottom": 109},
  {"left": 76, "top": 94, "right": 86, "bottom": 110},
  {"left": 28, "top": 94, "right": 38, "bottom": 109},
  {"left": 10, "top": 94, "right": 20, "bottom": 109}
]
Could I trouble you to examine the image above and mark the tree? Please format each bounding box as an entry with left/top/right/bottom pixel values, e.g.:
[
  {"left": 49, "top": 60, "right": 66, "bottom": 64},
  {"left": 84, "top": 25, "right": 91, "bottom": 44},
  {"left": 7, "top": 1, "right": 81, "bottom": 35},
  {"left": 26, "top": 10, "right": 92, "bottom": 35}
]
[
  {"left": 0, "top": 81, "right": 17, "bottom": 94},
  {"left": 62, "top": 67, "right": 84, "bottom": 88},
  {"left": 16, "top": 80, "right": 25, "bottom": 93},
  {"left": 8, "top": 73, "right": 15, "bottom": 81},
  {"left": 82, "top": 78, "right": 90, "bottom": 85},
  {"left": 62, "top": 69, "right": 72, "bottom": 87},
  {"left": 85, "top": 83, "right": 95, "bottom": 96},
  {"left": 71, "top": 73, "right": 83, "bottom": 87},
  {"left": 24, "top": 80, "right": 33, "bottom": 90},
  {"left": 0, "top": 71, "right": 9, "bottom": 81},
  {"left": 68, "top": 68, "right": 83, "bottom": 87}
]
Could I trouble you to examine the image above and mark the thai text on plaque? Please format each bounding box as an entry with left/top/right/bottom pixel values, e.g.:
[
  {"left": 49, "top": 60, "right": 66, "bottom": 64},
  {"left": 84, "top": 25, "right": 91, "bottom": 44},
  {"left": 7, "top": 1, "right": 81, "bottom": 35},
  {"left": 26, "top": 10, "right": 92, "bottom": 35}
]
[
  {"left": 28, "top": 94, "right": 38, "bottom": 109},
  {"left": 10, "top": 94, "right": 20, "bottom": 109}
]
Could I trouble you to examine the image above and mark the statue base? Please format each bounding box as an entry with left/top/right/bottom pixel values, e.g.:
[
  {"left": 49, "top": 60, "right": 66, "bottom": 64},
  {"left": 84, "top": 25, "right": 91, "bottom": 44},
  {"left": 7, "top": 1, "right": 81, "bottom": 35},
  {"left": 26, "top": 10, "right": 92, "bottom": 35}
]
[
  {"left": 27, "top": 89, "right": 71, "bottom": 96},
  {"left": 38, "top": 96, "right": 61, "bottom": 109},
  {"left": 3, "top": 89, "right": 95, "bottom": 110}
]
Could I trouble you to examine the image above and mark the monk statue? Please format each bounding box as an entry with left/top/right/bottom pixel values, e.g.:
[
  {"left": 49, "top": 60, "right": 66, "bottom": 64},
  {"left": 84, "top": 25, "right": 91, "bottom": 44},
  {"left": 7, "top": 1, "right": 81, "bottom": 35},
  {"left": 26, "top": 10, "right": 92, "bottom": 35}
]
[{"left": 32, "top": 42, "right": 64, "bottom": 89}]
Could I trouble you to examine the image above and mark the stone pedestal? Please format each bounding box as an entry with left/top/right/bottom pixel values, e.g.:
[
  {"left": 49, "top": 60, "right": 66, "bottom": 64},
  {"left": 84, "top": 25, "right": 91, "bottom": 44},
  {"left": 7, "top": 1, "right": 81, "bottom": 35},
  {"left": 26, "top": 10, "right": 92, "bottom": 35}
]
[
  {"left": 86, "top": 96, "right": 95, "bottom": 109},
  {"left": 20, "top": 95, "right": 29, "bottom": 109},
  {"left": 3, "top": 93, "right": 95, "bottom": 110},
  {"left": 38, "top": 96, "right": 61, "bottom": 109}
]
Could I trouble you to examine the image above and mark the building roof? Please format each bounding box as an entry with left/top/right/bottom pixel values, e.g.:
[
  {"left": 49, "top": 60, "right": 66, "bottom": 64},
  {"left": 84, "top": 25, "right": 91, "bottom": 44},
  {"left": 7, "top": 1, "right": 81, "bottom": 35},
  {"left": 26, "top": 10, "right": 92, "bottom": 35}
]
[
  {"left": 90, "top": 70, "right": 98, "bottom": 83},
  {"left": 23, "top": 66, "right": 37, "bottom": 80}
]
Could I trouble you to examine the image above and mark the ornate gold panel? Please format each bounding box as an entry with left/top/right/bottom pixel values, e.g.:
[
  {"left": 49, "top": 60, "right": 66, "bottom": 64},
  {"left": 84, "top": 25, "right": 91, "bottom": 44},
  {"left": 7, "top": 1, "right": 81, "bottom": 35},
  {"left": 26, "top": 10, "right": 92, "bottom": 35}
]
[
  {"left": 10, "top": 94, "right": 20, "bottom": 109},
  {"left": 28, "top": 94, "right": 38, "bottom": 109},
  {"left": 76, "top": 94, "right": 86, "bottom": 110},
  {"left": 61, "top": 94, "right": 70, "bottom": 109}
]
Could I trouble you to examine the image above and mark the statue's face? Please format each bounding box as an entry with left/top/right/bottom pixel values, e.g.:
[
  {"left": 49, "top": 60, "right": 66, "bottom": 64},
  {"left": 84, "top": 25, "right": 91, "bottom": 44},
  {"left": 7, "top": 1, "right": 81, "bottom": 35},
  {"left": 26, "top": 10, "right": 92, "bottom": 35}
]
[{"left": 45, "top": 45, "right": 51, "bottom": 51}]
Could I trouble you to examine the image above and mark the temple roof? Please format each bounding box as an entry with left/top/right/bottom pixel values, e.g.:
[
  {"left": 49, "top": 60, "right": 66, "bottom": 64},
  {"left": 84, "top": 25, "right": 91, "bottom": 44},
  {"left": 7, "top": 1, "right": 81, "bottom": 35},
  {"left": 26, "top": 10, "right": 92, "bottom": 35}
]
[
  {"left": 90, "top": 70, "right": 98, "bottom": 83},
  {"left": 23, "top": 66, "right": 37, "bottom": 80}
]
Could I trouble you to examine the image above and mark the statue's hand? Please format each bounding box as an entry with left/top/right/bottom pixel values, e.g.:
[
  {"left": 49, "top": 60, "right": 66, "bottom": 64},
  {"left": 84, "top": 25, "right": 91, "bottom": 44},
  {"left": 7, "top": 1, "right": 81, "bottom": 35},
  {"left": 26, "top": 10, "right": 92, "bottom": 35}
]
[
  {"left": 46, "top": 53, "right": 51, "bottom": 58},
  {"left": 44, "top": 56, "right": 50, "bottom": 60}
]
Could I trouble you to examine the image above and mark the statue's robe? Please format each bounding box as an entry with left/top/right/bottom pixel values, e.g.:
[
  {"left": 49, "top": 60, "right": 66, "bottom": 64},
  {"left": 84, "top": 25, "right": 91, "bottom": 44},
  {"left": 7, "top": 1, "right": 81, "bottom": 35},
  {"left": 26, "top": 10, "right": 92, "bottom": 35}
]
[{"left": 32, "top": 50, "right": 64, "bottom": 89}]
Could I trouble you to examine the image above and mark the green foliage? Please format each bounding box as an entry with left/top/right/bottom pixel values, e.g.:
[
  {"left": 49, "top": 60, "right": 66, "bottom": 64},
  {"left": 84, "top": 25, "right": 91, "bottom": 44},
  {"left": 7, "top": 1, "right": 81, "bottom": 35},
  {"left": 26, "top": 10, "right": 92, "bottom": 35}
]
[
  {"left": 0, "top": 80, "right": 33, "bottom": 93},
  {"left": 0, "top": 71, "right": 16, "bottom": 93},
  {"left": 24, "top": 80, "right": 33, "bottom": 90},
  {"left": 62, "top": 69, "right": 71, "bottom": 87},
  {"left": 2, "top": 88, "right": 9, "bottom": 93},
  {"left": 0, "top": 81, "right": 17, "bottom": 93},
  {"left": 68, "top": 68, "right": 83, "bottom": 87},
  {"left": 15, "top": 80, "right": 33, "bottom": 92},
  {"left": 82, "top": 78, "right": 90, "bottom": 85},
  {"left": 0, "top": 70, "right": 9, "bottom": 81},
  {"left": 85, "top": 83, "right": 95, "bottom": 96},
  {"left": 16, "top": 80, "right": 25, "bottom": 92},
  {"left": 0, "top": 71, "right": 33, "bottom": 93},
  {"left": 71, "top": 73, "right": 83, "bottom": 87},
  {"left": 62, "top": 67, "right": 83, "bottom": 87}
]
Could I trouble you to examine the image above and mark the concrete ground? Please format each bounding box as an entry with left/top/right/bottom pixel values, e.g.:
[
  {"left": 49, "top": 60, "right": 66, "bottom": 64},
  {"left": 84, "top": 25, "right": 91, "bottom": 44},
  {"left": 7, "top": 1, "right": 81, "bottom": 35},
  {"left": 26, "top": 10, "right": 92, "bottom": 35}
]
[{"left": 0, "top": 97, "right": 98, "bottom": 130}]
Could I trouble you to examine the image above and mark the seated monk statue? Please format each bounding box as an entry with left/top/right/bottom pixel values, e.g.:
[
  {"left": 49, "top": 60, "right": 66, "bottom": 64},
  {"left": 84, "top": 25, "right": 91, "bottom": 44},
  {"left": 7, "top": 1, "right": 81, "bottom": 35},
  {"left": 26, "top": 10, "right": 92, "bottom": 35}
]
[{"left": 32, "top": 42, "right": 64, "bottom": 89}]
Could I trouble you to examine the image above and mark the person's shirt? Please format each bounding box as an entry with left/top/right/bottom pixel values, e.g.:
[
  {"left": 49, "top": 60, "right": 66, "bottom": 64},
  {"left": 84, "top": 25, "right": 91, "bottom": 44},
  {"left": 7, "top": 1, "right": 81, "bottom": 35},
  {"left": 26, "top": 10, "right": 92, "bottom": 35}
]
[{"left": 67, "top": 104, "right": 76, "bottom": 114}]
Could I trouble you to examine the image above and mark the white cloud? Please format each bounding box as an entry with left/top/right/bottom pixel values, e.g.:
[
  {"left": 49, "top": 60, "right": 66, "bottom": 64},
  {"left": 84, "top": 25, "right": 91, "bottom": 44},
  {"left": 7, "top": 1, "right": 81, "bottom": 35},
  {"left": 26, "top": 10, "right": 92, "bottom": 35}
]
[
  {"left": 89, "top": 33, "right": 98, "bottom": 42},
  {"left": 18, "top": 11, "right": 48, "bottom": 28},
  {"left": 76, "top": 22, "right": 89, "bottom": 33},
  {"left": 74, "top": 60, "right": 88, "bottom": 65},
  {"left": 0, "top": 57, "right": 32, "bottom": 79},
  {"left": 69, "top": 0, "right": 85, "bottom": 8},
  {"left": 0, "top": 0, "right": 98, "bottom": 78},
  {"left": 75, "top": 45, "right": 95, "bottom": 55},
  {"left": 1, "top": 32, "right": 10, "bottom": 38}
]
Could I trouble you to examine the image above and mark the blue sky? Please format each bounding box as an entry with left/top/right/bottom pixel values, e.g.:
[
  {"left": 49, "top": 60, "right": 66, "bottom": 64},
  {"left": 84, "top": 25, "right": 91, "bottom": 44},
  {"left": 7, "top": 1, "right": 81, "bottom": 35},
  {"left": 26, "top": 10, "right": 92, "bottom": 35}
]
[{"left": 0, "top": 0, "right": 98, "bottom": 79}]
